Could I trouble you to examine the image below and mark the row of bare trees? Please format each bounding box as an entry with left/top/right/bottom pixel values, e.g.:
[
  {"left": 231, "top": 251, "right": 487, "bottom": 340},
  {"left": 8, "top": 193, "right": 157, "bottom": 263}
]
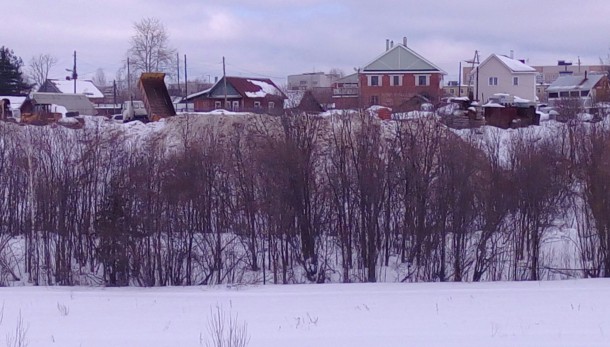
[{"left": 1, "top": 113, "right": 610, "bottom": 286}]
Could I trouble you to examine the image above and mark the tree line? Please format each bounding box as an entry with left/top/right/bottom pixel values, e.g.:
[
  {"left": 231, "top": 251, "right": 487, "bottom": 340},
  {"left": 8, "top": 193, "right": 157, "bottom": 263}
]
[{"left": 0, "top": 113, "right": 609, "bottom": 286}]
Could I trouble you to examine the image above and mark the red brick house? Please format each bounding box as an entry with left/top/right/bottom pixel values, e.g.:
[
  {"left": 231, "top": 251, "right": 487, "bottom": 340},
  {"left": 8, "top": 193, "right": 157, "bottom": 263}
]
[
  {"left": 358, "top": 38, "right": 446, "bottom": 109},
  {"left": 186, "top": 76, "right": 286, "bottom": 114}
]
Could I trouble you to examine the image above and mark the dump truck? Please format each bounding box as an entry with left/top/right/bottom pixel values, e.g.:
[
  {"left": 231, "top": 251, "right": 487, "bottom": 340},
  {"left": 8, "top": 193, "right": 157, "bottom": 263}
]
[
  {"left": 122, "top": 100, "right": 148, "bottom": 122},
  {"left": 136, "top": 72, "right": 176, "bottom": 122}
]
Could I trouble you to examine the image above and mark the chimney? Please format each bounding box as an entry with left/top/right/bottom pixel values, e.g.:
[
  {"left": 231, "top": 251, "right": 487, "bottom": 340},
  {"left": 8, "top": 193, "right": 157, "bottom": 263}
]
[
  {"left": 390, "top": 40, "right": 394, "bottom": 48},
  {"left": 386, "top": 39, "right": 390, "bottom": 51},
  {"left": 403, "top": 36, "right": 407, "bottom": 46},
  {"left": 584, "top": 70, "right": 588, "bottom": 80}
]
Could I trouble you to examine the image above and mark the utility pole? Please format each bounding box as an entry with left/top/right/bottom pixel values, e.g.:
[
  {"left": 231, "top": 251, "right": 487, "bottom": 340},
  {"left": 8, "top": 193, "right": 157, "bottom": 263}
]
[
  {"left": 113, "top": 80, "right": 117, "bottom": 111},
  {"left": 127, "top": 57, "right": 133, "bottom": 109},
  {"left": 184, "top": 54, "right": 188, "bottom": 106},
  {"left": 176, "top": 52, "right": 180, "bottom": 97},
  {"left": 223, "top": 56, "right": 227, "bottom": 109},
  {"left": 458, "top": 61, "right": 462, "bottom": 97},
  {"left": 72, "top": 50, "right": 77, "bottom": 93}
]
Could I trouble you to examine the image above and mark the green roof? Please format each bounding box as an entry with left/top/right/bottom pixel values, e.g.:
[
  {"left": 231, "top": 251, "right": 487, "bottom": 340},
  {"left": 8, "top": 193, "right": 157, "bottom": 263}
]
[{"left": 363, "top": 44, "right": 444, "bottom": 73}]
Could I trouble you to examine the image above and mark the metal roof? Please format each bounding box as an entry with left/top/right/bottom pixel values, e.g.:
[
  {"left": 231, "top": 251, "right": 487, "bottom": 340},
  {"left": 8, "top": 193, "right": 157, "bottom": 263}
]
[
  {"left": 30, "top": 92, "right": 96, "bottom": 115},
  {"left": 546, "top": 74, "right": 606, "bottom": 92},
  {"left": 362, "top": 44, "right": 445, "bottom": 73}
]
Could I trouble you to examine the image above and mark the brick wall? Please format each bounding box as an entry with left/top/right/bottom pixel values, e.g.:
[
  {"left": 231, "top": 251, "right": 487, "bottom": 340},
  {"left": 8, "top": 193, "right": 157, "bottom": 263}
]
[{"left": 359, "top": 73, "right": 442, "bottom": 108}]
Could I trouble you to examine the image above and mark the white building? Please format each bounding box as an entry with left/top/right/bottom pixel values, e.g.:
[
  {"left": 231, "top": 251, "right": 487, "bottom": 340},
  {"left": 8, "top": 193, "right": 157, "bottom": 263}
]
[
  {"left": 287, "top": 72, "right": 339, "bottom": 91},
  {"left": 472, "top": 54, "right": 537, "bottom": 103}
]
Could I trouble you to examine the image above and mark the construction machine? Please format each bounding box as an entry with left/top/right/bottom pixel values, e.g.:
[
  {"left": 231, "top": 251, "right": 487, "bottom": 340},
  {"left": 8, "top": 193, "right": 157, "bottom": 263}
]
[{"left": 133, "top": 72, "right": 176, "bottom": 122}]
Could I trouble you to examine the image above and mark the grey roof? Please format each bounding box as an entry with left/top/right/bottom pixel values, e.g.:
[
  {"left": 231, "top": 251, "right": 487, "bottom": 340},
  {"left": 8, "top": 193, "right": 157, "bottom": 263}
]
[
  {"left": 362, "top": 44, "right": 445, "bottom": 73},
  {"left": 31, "top": 92, "right": 96, "bottom": 115},
  {"left": 335, "top": 73, "right": 358, "bottom": 84},
  {"left": 546, "top": 74, "right": 606, "bottom": 92}
]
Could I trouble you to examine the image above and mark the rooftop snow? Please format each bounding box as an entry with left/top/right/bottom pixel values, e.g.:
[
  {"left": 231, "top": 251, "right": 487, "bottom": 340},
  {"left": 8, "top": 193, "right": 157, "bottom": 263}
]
[
  {"left": 49, "top": 79, "right": 104, "bottom": 98},
  {"left": 547, "top": 74, "right": 605, "bottom": 92},
  {"left": 494, "top": 54, "right": 536, "bottom": 73},
  {"left": 245, "top": 79, "right": 281, "bottom": 98}
]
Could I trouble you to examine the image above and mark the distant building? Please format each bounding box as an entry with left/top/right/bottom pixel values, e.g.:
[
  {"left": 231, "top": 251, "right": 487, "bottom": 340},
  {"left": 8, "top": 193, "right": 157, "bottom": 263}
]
[
  {"left": 442, "top": 81, "right": 469, "bottom": 98},
  {"left": 287, "top": 72, "right": 339, "bottom": 91},
  {"left": 471, "top": 54, "right": 537, "bottom": 103},
  {"left": 284, "top": 90, "right": 325, "bottom": 114},
  {"left": 185, "top": 76, "right": 286, "bottom": 114},
  {"left": 533, "top": 61, "right": 608, "bottom": 84},
  {"left": 331, "top": 73, "right": 360, "bottom": 109},
  {"left": 546, "top": 72, "right": 610, "bottom": 108},
  {"left": 358, "top": 38, "right": 446, "bottom": 109},
  {"left": 38, "top": 79, "right": 104, "bottom": 104},
  {"left": 21, "top": 92, "right": 97, "bottom": 116},
  {"left": 465, "top": 60, "right": 609, "bottom": 86}
]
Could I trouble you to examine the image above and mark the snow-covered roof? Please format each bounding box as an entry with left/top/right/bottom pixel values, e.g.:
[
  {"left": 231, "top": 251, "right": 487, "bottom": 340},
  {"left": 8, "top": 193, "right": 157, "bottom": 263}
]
[
  {"left": 546, "top": 74, "right": 606, "bottom": 92},
  {"left": 476, "top": 54, "right": 536, "bottom": 74},
  {"left": 494, "top": 54, "right": 536, "bottom": 72},
  {"left": 244, "top": 79, "right": 281, "bottom": 98},
  {"left": 46, "top": 79, "right": 104, "bottom": 98},
  {"left": 482, "top": 101, "right": 506, "bottom": 108},
  {"left": 185, "top": 87, "right": 212, "bottom": 100},
  {"left": 362, "top": 44, "right": 446, "bottom": 74}
]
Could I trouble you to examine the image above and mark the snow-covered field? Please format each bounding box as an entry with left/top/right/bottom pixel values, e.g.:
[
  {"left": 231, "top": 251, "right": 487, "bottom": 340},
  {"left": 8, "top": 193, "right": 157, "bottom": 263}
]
[{"left": 1, "top": 279, "right": 608, "bottom": 346}]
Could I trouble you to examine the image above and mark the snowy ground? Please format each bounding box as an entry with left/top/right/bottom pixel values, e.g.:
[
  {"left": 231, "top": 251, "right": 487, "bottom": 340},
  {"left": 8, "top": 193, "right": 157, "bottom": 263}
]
[{"left": 1, "top": 279, "right": 608, "bottom": 346}]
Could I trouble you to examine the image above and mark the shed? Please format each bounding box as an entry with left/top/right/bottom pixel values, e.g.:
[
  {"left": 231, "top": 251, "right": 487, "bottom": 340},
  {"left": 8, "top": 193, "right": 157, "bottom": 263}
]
[{"left": 23, "top": 92, "right": 97, "bottom": 116}]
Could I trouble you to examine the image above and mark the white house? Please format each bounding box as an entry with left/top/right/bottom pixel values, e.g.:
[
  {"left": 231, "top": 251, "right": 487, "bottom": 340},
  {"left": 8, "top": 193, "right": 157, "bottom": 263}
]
[{"left": 472, "top": 54, "right": 537, "bottom": 103}]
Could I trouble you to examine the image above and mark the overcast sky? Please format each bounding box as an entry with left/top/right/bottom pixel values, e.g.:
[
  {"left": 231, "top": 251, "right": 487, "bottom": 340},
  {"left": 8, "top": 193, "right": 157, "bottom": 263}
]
[{"left": 4, "top": 0, "right": 610, "bottom": 87}]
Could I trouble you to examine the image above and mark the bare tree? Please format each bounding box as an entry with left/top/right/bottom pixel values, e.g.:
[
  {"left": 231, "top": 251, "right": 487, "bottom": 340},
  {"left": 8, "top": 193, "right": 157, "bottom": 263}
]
[
  {"left": 92, "top": 68, "right": 108, "bottom": 87},
  {"left": 127, "top": 17, "right": 176, "bottom": 74},
  {"left": 28, "top": 53, "right": 57, "bottom": 89}
]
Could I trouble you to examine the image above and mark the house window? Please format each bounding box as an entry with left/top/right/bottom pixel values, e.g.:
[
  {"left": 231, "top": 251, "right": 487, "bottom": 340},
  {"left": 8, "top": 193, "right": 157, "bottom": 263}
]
[
  {"left": 416, "top": 75, "right": 430, "bottom": 86},
  {"left": 513, "top": 77, "right": 519, "bottom": 86},
  {"left": 368, "top": 75, "right": 381, "bottom": 86},
  {"left": 488, "top": 77, "right": 498, "bottom": 86},
  {"left": 232, "top": 101, "right": 239, "bottom": 110},
  {"left": 570, "top": 91, "right": 579, "bottom": 97},
  {"left": 268, "top": 101, "right": 275, "bottom": 109},
  {"left": 225, "top": 101, "right": 231, "bottom": 109},
  {"left": 559, "top": 91, "right": 569, "bottom": 97},
  {"left": 214, "top": 101, "right": 222, "bottom": 109},
  {"left": 549, "top": 92, "right": 559, "bottom": 98},
  {"left": 390, "top": 75, "right": 402, "bottom": 86},
  {"left": 370, "top": 95, "right": 379, "bottom": 105},
  {"left": 449, "top": 88, "right": 455, "bottom": 95},
  {"left": 254, "top": 101, "right": 261, "bottom": 108},
  {"left": 581, "top": 91, "right": 589, "bottom": 97}
]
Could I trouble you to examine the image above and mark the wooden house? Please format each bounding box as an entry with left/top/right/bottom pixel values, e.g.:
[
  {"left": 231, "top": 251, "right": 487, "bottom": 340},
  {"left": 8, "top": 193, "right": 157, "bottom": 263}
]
[{"left": 186, "top": 76, "right": 286, "bottom": 114}]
